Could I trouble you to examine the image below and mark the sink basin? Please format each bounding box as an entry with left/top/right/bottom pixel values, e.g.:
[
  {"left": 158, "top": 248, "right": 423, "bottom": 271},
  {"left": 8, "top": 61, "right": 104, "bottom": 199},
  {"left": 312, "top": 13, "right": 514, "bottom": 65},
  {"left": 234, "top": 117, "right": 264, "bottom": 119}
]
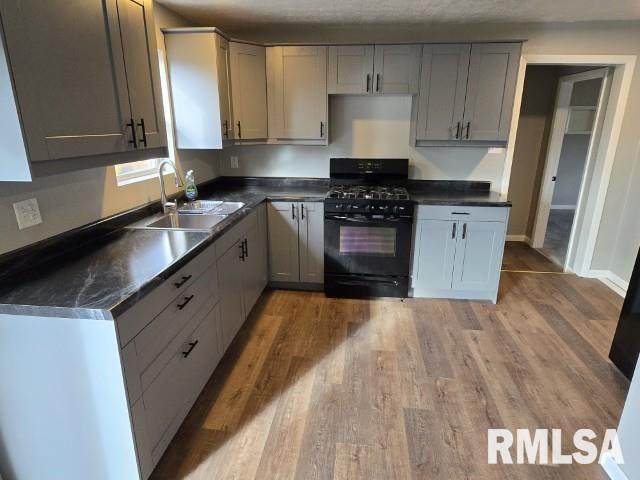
[
  {"left": 211, "top": 201, "right": 245, "bottom": 215},
  {"left": 178, "top": 200, "right": 223, "bottom": 214},
  {"left": 140, "top": 213, "right": 227, "bottom": 231}
]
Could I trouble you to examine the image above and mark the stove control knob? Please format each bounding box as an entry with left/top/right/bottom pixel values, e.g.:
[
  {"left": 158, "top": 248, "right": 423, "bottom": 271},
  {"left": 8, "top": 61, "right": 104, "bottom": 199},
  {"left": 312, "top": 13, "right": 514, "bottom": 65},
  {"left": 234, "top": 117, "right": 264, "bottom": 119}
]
[
  {"left": 393, "top": 205, "right": 399, "bottom": 214},
  {"left": 382, "top": 205, "right": 389, "bottom": 212},
  {"left": 365, "top": 205, "right": 371, "bottom": 212},
  {"left": 336, "top": 204, "right": 343, "bottom": 211}
]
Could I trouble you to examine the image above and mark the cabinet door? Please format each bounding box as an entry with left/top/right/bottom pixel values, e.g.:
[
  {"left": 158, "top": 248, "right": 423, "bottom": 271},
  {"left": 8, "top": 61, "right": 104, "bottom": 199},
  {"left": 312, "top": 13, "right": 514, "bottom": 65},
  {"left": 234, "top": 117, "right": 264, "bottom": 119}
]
[
  {"left": 217, "top": 241, "right": 245, "bottom": 351},
  {"left": 229, "top": 42, "right": 268, "bottom": 139},
  {"left": 267, "top": 202, "right": 300, "bottom": 282},
  {"left": 0, "top": 0, "right": 133, "bottom": 161},
  {"left": 416, "top": 44, "right": 470, "bottom": 141},
  {"left": 462, "top": 43, "right": 521, "bottom": 141},
  {"left": 412, "top": 220, "right": 458, "bottom": 295},
  {"left": 241, "top": 220, "right": 267, "bottom": 315},
  {"left": 299, "top": 202, "right": 325, "bottom": 283},
  {"left": 267, "top": 46, "right": 327, "bottom": 140},
  {"left": 215, "top": 35, "right": 233, "bottom": 141},
  {"left": 117, "top": 0, "right": 166, "bottom": 149},
  {"left": 327, "top": 45, "right": 374, "bottom": 94},
  {"left": 452, "top": 221, "right": 506, "bottom": 292},
  {"left": 165, "top": 32, "right": 227, "bottom": 148},
  {"left": 373, "top": 45, "right": 421, "bottom": 94}
]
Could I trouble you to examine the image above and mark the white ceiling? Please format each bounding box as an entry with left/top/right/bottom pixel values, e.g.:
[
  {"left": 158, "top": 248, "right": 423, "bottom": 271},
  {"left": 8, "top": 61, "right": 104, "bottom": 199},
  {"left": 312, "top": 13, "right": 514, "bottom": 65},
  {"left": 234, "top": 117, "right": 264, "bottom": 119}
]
[{"left": 157, "top": 0, "right": 640, "bottom": 31}]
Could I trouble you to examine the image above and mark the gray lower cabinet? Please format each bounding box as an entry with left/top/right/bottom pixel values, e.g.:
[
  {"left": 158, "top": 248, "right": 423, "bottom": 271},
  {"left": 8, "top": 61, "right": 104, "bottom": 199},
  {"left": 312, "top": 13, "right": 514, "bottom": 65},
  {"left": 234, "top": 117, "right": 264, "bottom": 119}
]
[
  {"left": 411, "top": 206, "right": 509, "bottom": 302},
  {"left": 267, "top": 201, "right": 324, "bottom": 285},
  {"left": 415, "top": 42, "right": 521, "bottom": 144},
  {"left": 0, "top": 0, "right": 166, "bottom": 181},
  {"left": 217, "top": 204, "right": 268, "bottom": 351}
]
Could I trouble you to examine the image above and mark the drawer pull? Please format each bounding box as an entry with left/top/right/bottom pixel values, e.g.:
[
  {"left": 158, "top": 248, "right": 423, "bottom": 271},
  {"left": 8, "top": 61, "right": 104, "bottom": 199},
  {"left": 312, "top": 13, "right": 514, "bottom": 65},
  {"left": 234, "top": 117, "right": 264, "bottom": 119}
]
[
  {"left": 451, "top": 212, "right": 470, "bottom": 215},
  {"left": 177, "top": 294, "right": 195, "bottom": 310},
  {"left": 174, "top": 275, "right": 192, "bottom": 288},
  {"left": 182, "top": 340, "right": 199, "bottom": 358}
]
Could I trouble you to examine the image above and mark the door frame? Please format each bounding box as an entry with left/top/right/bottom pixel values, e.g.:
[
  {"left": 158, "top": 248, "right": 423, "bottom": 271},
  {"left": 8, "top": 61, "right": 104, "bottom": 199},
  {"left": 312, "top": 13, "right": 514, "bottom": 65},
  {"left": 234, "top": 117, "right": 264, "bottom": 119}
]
[
  {"left": 501, "top": 54, "right": 636, "bottom": 276},
  {"left": 530, "top": 68, "right": 610, "bottom": 261}
]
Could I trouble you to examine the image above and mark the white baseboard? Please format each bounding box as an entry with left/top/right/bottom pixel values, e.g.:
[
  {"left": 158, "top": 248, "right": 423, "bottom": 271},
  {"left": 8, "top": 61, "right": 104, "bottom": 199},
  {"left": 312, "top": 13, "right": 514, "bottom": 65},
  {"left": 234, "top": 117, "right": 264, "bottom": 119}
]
[
  {"left": 586, "top": 269, "right": 629, "bottom": 297},
  {"left": 550, "top": 204, "right": 577, "bottom": 210},
  {"left": 601, "top": 452, "right": 629, "bottom": 480},
  {"left": 506, "top": 235, "right": 532, "bottom": 245}
]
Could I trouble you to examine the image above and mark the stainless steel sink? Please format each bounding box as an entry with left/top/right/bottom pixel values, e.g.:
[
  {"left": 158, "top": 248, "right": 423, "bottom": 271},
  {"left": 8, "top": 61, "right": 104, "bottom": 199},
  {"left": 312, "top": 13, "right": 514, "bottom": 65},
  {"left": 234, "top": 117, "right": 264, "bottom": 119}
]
[
  {"left": 177, "top": 200, "right": 223, "bottom": 214},
  {"left": 127, "top": 201, "right": 245, "bottom": 231},
  {"left": 132, "top": 212, "right": 227, "bottom": 231},
  {"left": 211, "top": 201, "right": 245, "bottom": 215}
]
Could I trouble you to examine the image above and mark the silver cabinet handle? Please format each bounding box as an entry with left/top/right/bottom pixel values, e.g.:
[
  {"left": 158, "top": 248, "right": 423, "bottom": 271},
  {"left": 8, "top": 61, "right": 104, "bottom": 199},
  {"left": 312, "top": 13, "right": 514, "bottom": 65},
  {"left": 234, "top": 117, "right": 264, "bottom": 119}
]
[
  {"left": 366, "top": 73, "right": 370, "bottom": 92},
  {"left": 462, "top": 223, "right": 467, "bottom": 239},
  {"left": 455, "top": 121, "right": 461, "bottom": 139},
  {"left": 291, "top": 203, "right": 296, "bottom": 220},
  {"left": 452, "top": 223, "right": 457, "bottom": 239},
  {"left": 376, "top": 73, "right": 380, "bottom": 92},
  {"left": 301, "top": 204, "right": 305, "bottom": 220}
]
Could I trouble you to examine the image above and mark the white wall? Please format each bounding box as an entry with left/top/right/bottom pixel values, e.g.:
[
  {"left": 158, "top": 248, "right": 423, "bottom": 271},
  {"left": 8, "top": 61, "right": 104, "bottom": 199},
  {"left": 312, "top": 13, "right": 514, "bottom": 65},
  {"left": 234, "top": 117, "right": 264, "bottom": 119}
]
[
  {"left": 221, "top": 95, "right": 506, "bottom": 184},
  {"left": 0, "top": 4, "right": 219, "bottom": 256},
  {"left": 507, "top": 65, "right": 558, "bottom": 237}
]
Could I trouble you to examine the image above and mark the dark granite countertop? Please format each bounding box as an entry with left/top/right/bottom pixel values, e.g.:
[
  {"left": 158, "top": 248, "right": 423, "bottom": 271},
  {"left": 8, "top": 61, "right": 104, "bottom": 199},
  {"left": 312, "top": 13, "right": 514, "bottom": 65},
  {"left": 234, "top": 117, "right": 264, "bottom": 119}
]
[
  {"left": 0, "top": 178, "right": 509, "bottom": 319},
  {"left": 0, "top": 184, "right": 326, "bottom": 319},
  {"left": 410, "top": 190, "right": 510, "bottom": 207}
]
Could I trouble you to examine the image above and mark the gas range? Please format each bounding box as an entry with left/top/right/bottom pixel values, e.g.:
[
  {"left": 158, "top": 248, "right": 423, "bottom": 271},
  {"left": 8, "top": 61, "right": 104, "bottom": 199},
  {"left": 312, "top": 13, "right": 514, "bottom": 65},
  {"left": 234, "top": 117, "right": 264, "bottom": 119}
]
[
  {"left": 324, "top": 184, "right": 413, "bottom": 216},
  {"left": 327, "top": 185, "right": 410, "bottom": 201},
  {"left": 324, "top": 158, "right": 415, "bottom": 299}
]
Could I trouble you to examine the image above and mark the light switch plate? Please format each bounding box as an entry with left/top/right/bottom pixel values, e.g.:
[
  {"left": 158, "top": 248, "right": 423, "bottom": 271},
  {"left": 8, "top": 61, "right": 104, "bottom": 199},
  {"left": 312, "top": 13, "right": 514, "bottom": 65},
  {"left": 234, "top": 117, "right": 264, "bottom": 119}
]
[
  {"left": 13, "top": 198, "right": 42, "bottom": 230},
  {"left": 230, "top": 156, "right": 239, "bottom": 169}
]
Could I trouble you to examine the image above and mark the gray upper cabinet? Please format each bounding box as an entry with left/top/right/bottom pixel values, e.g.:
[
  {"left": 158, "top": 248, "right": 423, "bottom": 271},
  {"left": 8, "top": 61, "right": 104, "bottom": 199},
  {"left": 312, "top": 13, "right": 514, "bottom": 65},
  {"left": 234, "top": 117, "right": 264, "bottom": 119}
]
[
  {"left": 117, "top": 0, "right": 166, "bottom": 150},
  {"left": 164, "top": 30, "right": 233, "bottom": 149},
  {"left": 328, "top": 44, "right": 421, "bottom": 95},
  {"left": 416, "top": 44, "right": 470, "bottom": 141},
  {"left": 327, "top": 45, "right": 374, "bottom": 94},
  {"left": 267, "top": 46, "right": 328, "bottom": 141},
  {"left": 415, "top": 42, "right": 521, "bottom": 144},
  {"left": 462, "top": 43, "right": 521, "bottom": 142},
  {"left": 229, "top": 42, "right": 268, "bottom": 140},
  {"left": 0, "top": 0, "right": 167, "bottom": 181},
  {"left": 373, "top": 44, "right": 421, "bottom": 94}
]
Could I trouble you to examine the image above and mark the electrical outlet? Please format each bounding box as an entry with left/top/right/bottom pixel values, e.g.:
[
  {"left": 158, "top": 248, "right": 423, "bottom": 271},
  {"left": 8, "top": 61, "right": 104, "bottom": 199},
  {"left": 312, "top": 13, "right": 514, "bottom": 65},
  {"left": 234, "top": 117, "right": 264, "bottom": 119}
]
[
  {"left": 230, "top": 156, "right": 239, "bottom": 169},
  {"left": 13, "top": 198, "right": 42, "bottom": 230}
]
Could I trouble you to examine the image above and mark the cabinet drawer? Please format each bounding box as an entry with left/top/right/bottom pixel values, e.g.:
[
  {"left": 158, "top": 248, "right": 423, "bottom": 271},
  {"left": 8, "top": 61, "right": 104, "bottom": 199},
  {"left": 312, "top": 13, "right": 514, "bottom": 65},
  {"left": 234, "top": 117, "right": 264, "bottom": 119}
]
[
  {"left": 416, "top": 205, "right": 509, "bottom": 222},
  {"left": 137, "top": 265, "right": 219, "bottom": 389},
  {"left": 116, "top": 241, "right": 217, "bottom": 346},
  {"left": 215, "top": 207, "right": 258, "bottom": 258},
  {"left": 142, "top": 302, "right": 222, "bottom": 456}
]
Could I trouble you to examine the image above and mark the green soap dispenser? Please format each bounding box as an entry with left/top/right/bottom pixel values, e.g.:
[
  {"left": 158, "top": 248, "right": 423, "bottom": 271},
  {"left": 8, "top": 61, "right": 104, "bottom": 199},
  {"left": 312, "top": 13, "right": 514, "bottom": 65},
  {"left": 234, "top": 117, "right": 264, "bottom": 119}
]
[{"left": 185, "top": 170, "right": 198, "bottom": 202}]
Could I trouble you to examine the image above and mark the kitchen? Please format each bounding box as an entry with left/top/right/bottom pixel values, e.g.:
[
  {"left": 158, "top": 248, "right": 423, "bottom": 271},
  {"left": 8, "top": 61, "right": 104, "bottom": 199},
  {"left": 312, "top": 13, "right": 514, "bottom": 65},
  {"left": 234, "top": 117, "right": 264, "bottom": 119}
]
[{"left": 1, "top": 1, "right": 640, "bottom": 480}]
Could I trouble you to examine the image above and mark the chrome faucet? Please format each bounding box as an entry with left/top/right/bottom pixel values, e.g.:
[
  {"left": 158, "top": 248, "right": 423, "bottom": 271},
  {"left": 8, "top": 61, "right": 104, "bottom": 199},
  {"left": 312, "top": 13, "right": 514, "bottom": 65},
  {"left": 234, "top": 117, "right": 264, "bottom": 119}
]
[{"left": 158, "top": 159, "right": 184, "bottom": 213}]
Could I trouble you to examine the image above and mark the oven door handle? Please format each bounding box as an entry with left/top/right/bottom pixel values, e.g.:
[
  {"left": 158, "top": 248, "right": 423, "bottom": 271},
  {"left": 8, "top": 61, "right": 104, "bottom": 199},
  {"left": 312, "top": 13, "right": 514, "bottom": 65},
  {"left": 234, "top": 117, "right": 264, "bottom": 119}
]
[
  {"left": 324, "top": 214, "right": 411, "bottom": 223},
  {"left": 333, "top": 277, "right": 400, "bottom": 287}
]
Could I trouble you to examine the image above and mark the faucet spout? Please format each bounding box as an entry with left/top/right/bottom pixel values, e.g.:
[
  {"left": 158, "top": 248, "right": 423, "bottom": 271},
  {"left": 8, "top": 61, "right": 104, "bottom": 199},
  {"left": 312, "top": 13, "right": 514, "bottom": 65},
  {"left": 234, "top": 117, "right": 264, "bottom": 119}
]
[{"left": 158, "top": 160, "right": 184, "bottom": 214}]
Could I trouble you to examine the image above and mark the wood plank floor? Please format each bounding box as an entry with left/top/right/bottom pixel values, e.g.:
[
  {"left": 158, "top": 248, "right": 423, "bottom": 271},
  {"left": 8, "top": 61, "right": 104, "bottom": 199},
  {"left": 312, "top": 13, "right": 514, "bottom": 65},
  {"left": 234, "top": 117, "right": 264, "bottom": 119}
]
[{"left": 151, "top": 244, "right": 628, "bottom": 480}]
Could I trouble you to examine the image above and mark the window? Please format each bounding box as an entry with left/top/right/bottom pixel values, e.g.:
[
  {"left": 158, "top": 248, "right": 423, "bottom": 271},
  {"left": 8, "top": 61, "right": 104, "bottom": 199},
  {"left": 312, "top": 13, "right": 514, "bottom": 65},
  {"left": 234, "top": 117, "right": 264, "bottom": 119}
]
[
  {"left": 114, "top": 158, "right": 163, "bottom": 185},
  {"left": 115, "top": 43, "right": 175, "bottom": 186}
]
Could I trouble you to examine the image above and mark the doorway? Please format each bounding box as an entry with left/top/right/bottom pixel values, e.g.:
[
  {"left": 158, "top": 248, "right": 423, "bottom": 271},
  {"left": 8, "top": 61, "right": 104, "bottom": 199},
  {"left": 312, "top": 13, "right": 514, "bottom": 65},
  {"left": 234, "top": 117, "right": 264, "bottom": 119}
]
[
  {"left": 532, "top": 68, "right": 610, "bottom": 267},
  {"left": 502, "top": 54, "right": 636, "bottom": 276}
]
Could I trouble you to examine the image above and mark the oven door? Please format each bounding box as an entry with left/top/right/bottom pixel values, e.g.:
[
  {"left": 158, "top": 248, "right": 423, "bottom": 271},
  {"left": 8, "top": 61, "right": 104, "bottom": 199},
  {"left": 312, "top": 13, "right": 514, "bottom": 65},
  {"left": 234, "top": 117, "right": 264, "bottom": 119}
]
[{"left": 324, "top": 213, "right": 413, "bottom": 276}]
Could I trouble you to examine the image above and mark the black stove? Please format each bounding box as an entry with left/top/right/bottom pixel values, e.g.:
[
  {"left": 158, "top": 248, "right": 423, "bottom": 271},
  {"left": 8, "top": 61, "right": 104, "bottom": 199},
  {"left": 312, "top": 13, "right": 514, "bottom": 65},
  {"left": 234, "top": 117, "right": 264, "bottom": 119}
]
[
  {"left": 324, "top": 158, "right": 414, "bottom": 299},
  {"left": 327, "top": 185, "right": 410, "bottom": 200}
]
